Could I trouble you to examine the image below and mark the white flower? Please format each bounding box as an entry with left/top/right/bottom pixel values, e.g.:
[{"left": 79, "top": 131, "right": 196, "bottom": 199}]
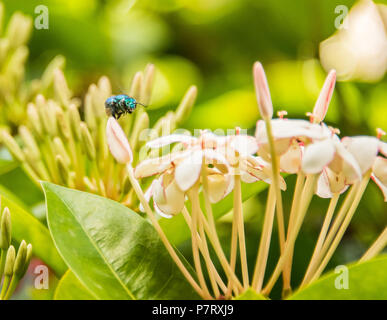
[
  {"left": 342, "top": 136, "right": 387, "bottom": 201},
  {"left": 320, "top": 0, "right": 387, "bottom": 82},
  {"left": 106, "top": 117, "right": 133, "bottom": 164},
  {"left": 135, "top": 131, "right": 234, "bottom": 216},
  {"left": 256, "top": 119, "right": 332, "bottom": 174},
  {"left": 314, "top": 135, "right": 387, "bottom": 199}
]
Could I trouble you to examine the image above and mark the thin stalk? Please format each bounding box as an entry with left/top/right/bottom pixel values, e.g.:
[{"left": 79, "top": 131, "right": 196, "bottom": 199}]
[
  {"left": 264, "top": 119, "right": 286, "bottom": 257},
  {"left": 251, "top": 184, "right": 276, "bottom": 291},
  {"left": 0, "top": 275, "right": 10, "bottom": 299},
  {"left": 188, "top": 186, "right": 212, "bottom": 299},
  {"left": 262, "top": 174, "right": 317, "bottom": 296},
  {"left": 3, "top": 275, "right": 19, "bottom": 300},
  {"left": 282, "top": 172, "right": 305, "bottom": 295},
  {"left": 360, "top": 226, "right": 387, "bottom": 263},
  {"left": 226, "top": 200, "right": 238, "bottom": 298},
  {"left": 197, "top": 209, "right": 243, "bottom": 294},
  {"left": 200, "top": 165, "right": 243, "bottom": 294},
  {"left": 234, "top": 174, "right": 249, "bottom": 289},
  {"left": 302, "top": 184, "right": 358, "bottom": 284},
  {"left": 181, "top": 207, "right": 222, "bottom": 297},
  {"left": 308, "top": 174, "right": 370, "bottom": 283},
  {"left": 301, "top": 193, "right": 339, "bottom": 287},
  {"left": 125, "top": 164, "right": 207, "bottom": 299}
]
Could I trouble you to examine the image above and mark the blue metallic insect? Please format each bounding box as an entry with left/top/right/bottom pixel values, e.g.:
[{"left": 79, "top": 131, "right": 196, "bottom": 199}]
[{"left": 105, "top": 94, "right": 146, "bottom": 119}]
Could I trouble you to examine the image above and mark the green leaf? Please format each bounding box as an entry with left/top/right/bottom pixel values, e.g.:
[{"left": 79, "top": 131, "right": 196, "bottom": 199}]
[
  {"left": 289, "top": 255, "right": 387, "bottom": 300},
  {"left": 235, "top": 288, "right": 268, "bottom": 300},
  {"left": 55, "top": 270, "right": 96, "bottom": 300},
  {"left": 0, "top": 193, "right": 67, "bottom": 276},
  {"left": 161, "top": 181, "right": 268, "bottom": 245},
  {"left": 43, "top": 182, "right": 200, "bottom": 300}
]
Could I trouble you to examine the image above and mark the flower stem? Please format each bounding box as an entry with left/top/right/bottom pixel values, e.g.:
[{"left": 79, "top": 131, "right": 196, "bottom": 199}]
[
  {"left": 262, "top": 174, "right": 317, "bottom": 296},
  {"left": 282, "top": 172, "right": 305, "bottom": 296},
  {"left": 251, "top": 184, "right": 276, "bottom": 292},
  {"left": 308, "top": 173, "right": 370, "bottom": 283},
  {"left": 3, "top": 275, "right": 19, "bottom": 300},
  {"left": 125, "top": 164, "right": 207, "bottom": 299},
  {"left": 301, "top": 192, "right": 339, "bottom": 287},
  {"left": 181, "top": 207, "right": 224, "bottom": 296},
  {"left": 200, "top": 165, "right": 243, "bottom": 294},
  {"left": 188, "top": 186, "right": 212, "bottom": 299},
  {"left": 264, "top": 119, "right": 286, "bottom": 261},
  {"left": 226, "top": 197, "right": 238, "bottom": 297},
  {"left": 301, "top": 184, "right": 358, "bottom": 285},
  {"left": 360, "top": 226, "right": 387, "bottom": 263},
  {"left": 234, "top": 174, "right": 249, "bottom": 289}
]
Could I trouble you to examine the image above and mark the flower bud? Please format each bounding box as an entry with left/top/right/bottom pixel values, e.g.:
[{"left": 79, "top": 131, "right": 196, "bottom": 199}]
[
  {"left": 56, "top": 155, "right": 70, "bottom": 185},
  {"left": 1, "top": 130, "right": 25, "bottom": 162},
  {"left": 312, "top": 70, "right": 336, "bottom": 123},
  {"left": 4, "top": 245, "right": 15, "bottom": 276},
  {"left": 13, "top": 240, "right": 27, "bottom": 277},
  {"left": 27, "top": 103, "right": 43, "bottom": 138},
  {"left": 0, "top": 207, "right": 11, "bottom": 250},
  {"left": 41, "top": 55, "right": 66, "bottom": 90},
  {"left": 69, "top": 104, "right": 82, "bottom": 140},
  {"left": 130, "top": 111, "right": 149, "bottom": 150},
  {"left": 19, "top": 126, "right": 40, "bottom": 160},
  {"left": 20, "top": 243, "right": 32, "bottom": 278},
  {"left": 130, "top": 71, "right": 143, "bottom": 101},
  {"left": 53, "top": 137, "right": 71, "bottom": 166},
  {"left": 106, "top": 117, "right": 133, "bottom": 164},
  {"left": 80, "top": 122, "right": 96, "bottom": 160},
  {"left": 175, "top": 85, "right": 197, "bottom": 125},
  {"left": 253, "top": 62, "right": 273, "bottom": 120},
  {"left": 140, "top": 64, "right": 155, "bottom": 105},
  {"left": 54, "top": 68, "right": 71, "bottom": 107}
]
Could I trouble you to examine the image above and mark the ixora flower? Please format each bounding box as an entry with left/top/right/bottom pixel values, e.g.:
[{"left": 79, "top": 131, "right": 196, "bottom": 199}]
[
  {"left": 135, "top": 131, "right": 238, "bottom": 217},
  {"left": 320, "top": 0, "right": 387, "bottom": 82}
]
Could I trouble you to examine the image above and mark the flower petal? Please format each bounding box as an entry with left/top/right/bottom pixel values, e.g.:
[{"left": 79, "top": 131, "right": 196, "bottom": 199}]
[
  {"left": 342, "top": 136, "right": 379, "bottom": 174},
  {"left": 106, "top": 117, "right": 133, "bottom": 164},
  {"left": 302, "top": 139, "right": 335, "bottom": 174},
  {"left": 313, "top": 70, "right": 336, "bottom": 123},
  {"left": 372, "top": 156, "right": 387, "bottom": 201},
  {"left": 229, "top": 135, "right": 258, "bottom": 156},
  {"left": 207, "top": 173, "right": 231, "bottom": 203},
  {"left": 280, "top": 141, "right": 302, "bottom": 173},
  {"left": 134, "top": 156, "right": 172, "bottom": 179},
  {"left": 174, "top": 150, "right": 203, "bottom": 191},
  {"left": 316, "top": 170, "right": 333, "bottom": 198},
  {"left": 146, "top": 134, "right": 196, "bottom": 149}
]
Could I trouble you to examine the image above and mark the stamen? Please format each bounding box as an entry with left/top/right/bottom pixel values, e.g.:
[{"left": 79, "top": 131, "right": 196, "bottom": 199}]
[
  {"left": 376, "top": 128, "right": 386, "bottom": 139},
  {"left": 277, "top": 110, "right": 288, "bottom": 119}
]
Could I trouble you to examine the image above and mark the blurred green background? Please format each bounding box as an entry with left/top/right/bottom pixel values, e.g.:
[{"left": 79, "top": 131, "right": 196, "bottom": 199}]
[{"left": 1, "top": 0, "right": 386, "bottom": 299}]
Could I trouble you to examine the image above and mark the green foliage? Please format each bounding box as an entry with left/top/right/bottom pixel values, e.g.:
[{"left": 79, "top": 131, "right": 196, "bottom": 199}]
[
  {"left": 0, "top": 192, "right": 66, "bottom": 276},
  {"left": 43, "top": 182, "right": 200, "bottom": 300},
  {"left": 55, "top": 270, "right": 95, "bottom": 300},
  {"left": 235, "top": 288, "right": 267, "bottom": 300},
  {"left": 289, "top": 255, "right": 387, "bottom": 300}
]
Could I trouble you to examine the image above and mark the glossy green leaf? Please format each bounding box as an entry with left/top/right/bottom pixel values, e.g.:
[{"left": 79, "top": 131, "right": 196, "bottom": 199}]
[
  {"left": 289, "top": 255, "right": 387, "bottom": 300},
  {"left": 43, "top": 182, "right": 200, "bottom": 300},
  {"left": 161, "top": 181, "right": 268, "bottom": 245},
  {"left": 0, "top": 193, "right": 67, "bottom": 276},
  {"left": 235, "top": 288, "right": 267, "bottom": 300},
  {"left": 55, "top": 270, "right": 96, "bottom": 300}
]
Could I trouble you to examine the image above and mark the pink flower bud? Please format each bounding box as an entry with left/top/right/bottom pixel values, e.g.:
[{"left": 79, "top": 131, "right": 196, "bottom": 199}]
[
  {"left": 253, "top": 62, "right": 273, "bottom": 120},
  {"left": 106, "top": 117, "right": 133, "bottom": 164},
  {"left": 312, "top": 70, "right": 336, "bottom": 123}
]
